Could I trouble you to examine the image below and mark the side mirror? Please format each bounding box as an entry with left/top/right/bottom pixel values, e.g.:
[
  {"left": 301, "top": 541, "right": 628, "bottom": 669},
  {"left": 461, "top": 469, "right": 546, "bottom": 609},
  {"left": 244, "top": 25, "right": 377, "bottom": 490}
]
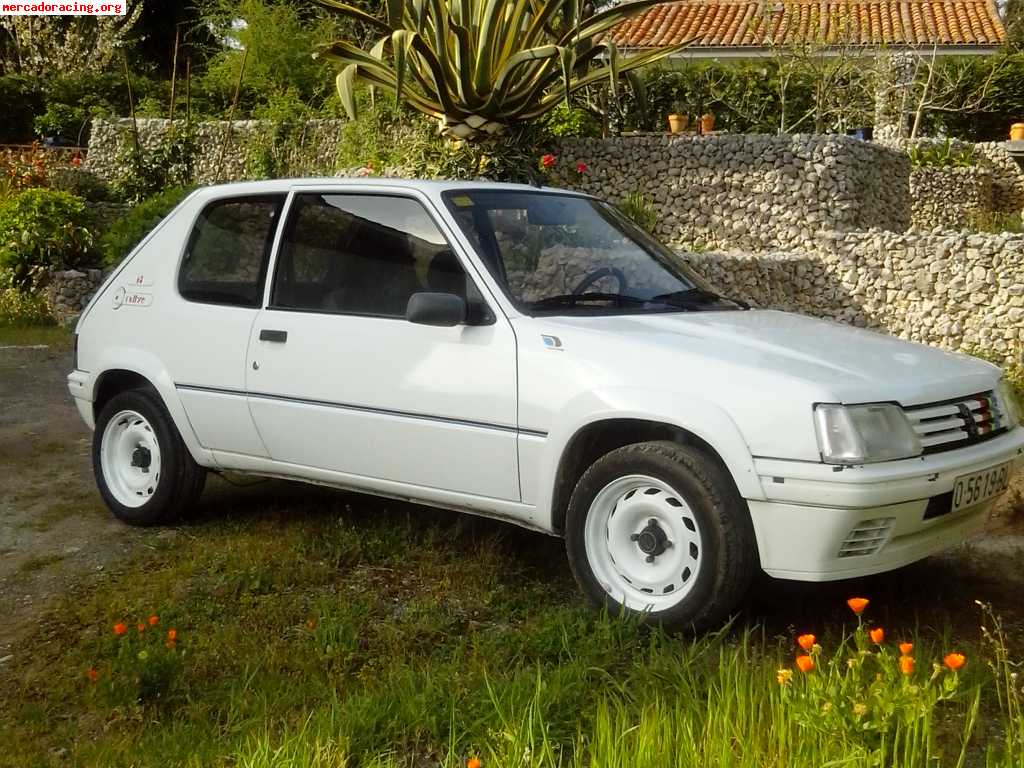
[{"left": 406, "top": 292, "right": 467, "bottom": 327}]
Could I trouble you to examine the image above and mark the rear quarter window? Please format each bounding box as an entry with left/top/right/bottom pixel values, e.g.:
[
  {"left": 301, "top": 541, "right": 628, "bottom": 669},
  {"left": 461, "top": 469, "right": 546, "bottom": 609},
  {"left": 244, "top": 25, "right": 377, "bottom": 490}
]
[{"left": 178, "top": 195, "right": 284, "bottom": 307}]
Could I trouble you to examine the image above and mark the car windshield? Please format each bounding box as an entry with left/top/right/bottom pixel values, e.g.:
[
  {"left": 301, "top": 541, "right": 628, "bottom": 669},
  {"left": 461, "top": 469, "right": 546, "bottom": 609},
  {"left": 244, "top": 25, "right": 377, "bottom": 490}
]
[{"left": 442, "top": 189, "right": 741, "bottom": 315}]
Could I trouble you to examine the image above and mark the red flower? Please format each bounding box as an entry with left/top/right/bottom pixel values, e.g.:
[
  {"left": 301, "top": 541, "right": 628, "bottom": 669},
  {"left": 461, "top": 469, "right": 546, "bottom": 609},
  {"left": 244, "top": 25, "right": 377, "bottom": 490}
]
[
  {"left": 540, "top": 153, "right": 556, "bottom": 168},
  {"left": 136, "top": 622, "right": 146, "bottom": 634},
  {"left": 166, "top": 628, "right": 177, "bottom": 642},
  {"left": 899, "top": 642, "right": 913, "bottom": 656},
  {"left": 847, "top": 597, "right": 869, "bottom": 615},
  {"left": 87, "top": 668, "right": 98, "bottom": 683},
  {"left": 71, "top": 155, "right": 82, "bottom": 166},
  {"left": 795, "top": 655, "right": 815, "bottom": 673},
  {"left": 467, "top": 759, "right": 482, "bottom": 768},
  {"left": 899, "top": 656, "right": 915, "bottom": 675},
  {"left": 113, "top": 623, "right": 127, "bottom": 636},
  {"left": 869, "top": 627, "right": 885, "bottom": 645},
  {"left": 148, "top": 614, "right": 159, "bottom": 627},
  {"left": 575, "top": 161, "right": 588, "bottom": 174},
  {"left": 797, "top": 634, "right": 816, "bottom": 651}
]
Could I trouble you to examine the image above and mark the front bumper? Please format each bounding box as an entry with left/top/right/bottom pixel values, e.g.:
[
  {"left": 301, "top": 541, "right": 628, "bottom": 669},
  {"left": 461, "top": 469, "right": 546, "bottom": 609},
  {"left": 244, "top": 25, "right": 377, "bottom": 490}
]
[
  {"left": 749, "top": 428, "right": 1024, "bottom": 581},
  {"left": 67, "top": 369, "right": 94, "bottom": 430}
]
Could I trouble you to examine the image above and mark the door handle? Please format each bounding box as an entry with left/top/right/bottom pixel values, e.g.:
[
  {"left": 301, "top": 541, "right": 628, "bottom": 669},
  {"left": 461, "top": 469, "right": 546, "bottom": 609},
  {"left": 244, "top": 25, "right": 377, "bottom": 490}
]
[{"left": 259, "top": 329, "right": 288, "bottom": 343}]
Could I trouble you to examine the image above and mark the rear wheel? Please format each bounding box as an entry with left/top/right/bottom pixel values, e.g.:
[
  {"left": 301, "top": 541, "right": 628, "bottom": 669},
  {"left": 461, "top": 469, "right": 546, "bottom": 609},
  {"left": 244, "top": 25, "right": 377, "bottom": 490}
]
[
  {"left": 565, "top": 441, "right": 757, "bottom": 631},
  {"left": 93, "top": 388, "right": 205, "bottom": 526}
]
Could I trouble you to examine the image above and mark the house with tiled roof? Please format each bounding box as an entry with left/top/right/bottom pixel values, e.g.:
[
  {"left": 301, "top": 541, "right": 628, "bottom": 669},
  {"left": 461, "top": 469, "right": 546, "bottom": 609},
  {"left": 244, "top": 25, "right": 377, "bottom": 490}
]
[{"left": 608, "top": 0, "right": 1007, "bottom": 56}]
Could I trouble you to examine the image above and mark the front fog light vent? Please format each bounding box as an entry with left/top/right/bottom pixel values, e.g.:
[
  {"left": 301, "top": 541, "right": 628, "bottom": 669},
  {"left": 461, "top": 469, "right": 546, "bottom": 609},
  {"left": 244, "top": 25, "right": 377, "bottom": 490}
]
[{"left": 838, "top": 518, "right": 895, "bottom": 558}]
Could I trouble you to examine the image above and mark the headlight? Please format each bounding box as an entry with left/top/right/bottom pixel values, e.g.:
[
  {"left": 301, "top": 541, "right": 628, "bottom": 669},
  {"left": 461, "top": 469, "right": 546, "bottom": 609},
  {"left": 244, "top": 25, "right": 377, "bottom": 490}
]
[
  {"left": 997, "top": 378, "right": 1021, "bottom": 428},
  {"left": 814, "top": 403, "right": 922, "bottom": 465}
]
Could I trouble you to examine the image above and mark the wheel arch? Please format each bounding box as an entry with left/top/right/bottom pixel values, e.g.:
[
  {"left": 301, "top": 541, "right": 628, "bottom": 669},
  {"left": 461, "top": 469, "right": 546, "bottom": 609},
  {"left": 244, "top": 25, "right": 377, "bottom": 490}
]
[
  {"left": 87, "top": 354, "right": 212, "bottom": 468},
  {"left": 550, "top": 418, "right": 747, "bottom": 534}
]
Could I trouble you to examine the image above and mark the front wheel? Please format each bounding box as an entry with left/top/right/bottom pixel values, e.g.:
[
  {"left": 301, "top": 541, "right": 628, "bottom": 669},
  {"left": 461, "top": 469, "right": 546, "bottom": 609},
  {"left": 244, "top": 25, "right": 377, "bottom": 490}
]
[
  {"left": 93, "top": 388, "right": 206, "bottom": 526},
  {"left": 565, "top": 441, "right": 757, "bottom": 632}
]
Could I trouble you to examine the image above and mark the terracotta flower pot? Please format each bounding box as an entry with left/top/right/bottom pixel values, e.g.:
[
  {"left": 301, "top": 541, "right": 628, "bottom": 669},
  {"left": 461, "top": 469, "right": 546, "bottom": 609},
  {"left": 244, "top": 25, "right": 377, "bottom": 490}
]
[
  {"left": 667, "top": 113, "right": 688, "bottom": 133},
  {"left": 700, "top": 113, "right": 716, "bottom": 134},
  {"left": 1011, "top": 123, "right": 1024, "bottom": 141}
]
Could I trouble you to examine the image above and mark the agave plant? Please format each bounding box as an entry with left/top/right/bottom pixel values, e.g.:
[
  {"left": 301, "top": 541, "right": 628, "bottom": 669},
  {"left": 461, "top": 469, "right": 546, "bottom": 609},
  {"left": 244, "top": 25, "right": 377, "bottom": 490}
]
[{"left": 315, "top": 0, "right": 687, "bottom": 140}]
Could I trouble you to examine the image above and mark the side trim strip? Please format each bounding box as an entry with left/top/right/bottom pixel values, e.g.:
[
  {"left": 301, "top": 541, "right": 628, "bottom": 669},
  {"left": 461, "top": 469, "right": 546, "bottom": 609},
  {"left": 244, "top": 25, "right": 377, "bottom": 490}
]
[{"left": 176, "top": 383, "right": 548, "bottom": 438}]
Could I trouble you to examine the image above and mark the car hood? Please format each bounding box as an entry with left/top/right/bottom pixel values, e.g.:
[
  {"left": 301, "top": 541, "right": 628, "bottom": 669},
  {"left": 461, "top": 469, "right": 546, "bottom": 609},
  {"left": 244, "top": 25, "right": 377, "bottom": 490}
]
[{"left": 530, "top": 309, "right": 999, "bottom": 406}]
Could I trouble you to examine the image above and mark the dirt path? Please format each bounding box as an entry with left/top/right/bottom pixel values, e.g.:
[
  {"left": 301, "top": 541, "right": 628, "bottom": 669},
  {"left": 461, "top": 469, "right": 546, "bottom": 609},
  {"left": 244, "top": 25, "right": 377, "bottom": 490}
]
[{"left": 1, "top": 345, "right": 1022, "bottom": 663}]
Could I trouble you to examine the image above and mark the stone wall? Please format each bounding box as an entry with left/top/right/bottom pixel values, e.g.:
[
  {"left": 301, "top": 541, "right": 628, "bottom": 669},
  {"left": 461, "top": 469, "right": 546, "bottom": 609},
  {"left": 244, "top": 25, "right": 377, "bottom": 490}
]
[
  {"left": 910, "top": 166, "right": 992, "bottom": 230},
  {"left": 46, "top": 268, "right": 105, "bottom": 326},
  {"left": 683, "top": 228, "right": 1024, "bottom": 361},
  {"left": 86, "top": 118, "right": 347, "bottom": 185},
  {"left": 555, "top": 134, "right": 911, "bottom": 252}
]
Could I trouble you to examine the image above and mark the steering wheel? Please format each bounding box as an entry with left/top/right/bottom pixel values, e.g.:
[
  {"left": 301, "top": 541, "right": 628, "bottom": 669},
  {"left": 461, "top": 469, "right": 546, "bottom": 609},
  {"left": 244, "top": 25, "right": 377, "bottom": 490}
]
[{"left": 572, "top": 266, "right": 629, "bottom": 296}]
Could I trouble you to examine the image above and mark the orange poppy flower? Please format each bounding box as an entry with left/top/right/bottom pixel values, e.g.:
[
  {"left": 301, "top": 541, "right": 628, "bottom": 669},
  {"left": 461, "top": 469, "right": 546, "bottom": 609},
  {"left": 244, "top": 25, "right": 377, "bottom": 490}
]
[
  {"left": 137, "top": 622, "right": 146, "bottom": 634},
  {"left": 944, "top": 653, "right": 966, "bottom": 671},
  {"left": 847, "top": 598, "right": 869, "bottom": 615},
  {"left": 113, "top": 622, "right": 127, "bottom": 636},
  {"left": 899, "top": 656, "right": 915, "bottom": 675},
  {"left": 899, "top": 642, "right": 913, "bottom": 656},
  {"left": 148, "top": 615, "right": 159, "bottom": 626},
  {"left": 796, "top": 655, "right": 815, "bottom": 673},
  {"left": 797, "top": 634, "right": 816, "bottom": 651},
  {"left": 87, "top": 668, "right": 98, "bottom": 683},
  {"left": 166, "top": 628, "right": 177, "bottom": 642},
  {"left": 467, "top": 758, "right": 482, "bottom": 768},
  {"left": 869, "top": 627, "right": 885, "bottom": 644}
]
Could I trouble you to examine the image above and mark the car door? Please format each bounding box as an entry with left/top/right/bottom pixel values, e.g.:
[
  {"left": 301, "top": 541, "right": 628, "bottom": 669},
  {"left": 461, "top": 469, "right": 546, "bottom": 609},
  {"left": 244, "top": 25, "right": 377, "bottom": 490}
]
[
  {"left": 166, "top": 193, "right": 285, "bottom": 458},
  {"left": 245, "top": 189, "right": 520, "bottom": 501}
]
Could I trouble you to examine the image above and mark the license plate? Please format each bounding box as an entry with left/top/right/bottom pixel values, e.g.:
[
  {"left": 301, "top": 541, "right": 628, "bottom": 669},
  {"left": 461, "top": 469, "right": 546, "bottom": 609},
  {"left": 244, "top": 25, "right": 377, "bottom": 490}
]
[{"left": 951, "top": 462, "right": 1012, "bottom": 513}]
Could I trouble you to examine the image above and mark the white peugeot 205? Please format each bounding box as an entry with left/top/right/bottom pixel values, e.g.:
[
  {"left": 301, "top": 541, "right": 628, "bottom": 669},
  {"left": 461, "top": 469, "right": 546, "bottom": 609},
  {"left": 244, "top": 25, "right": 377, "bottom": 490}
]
[{"left": 69, "top": 178, "right": 1023, "bottom": 630}]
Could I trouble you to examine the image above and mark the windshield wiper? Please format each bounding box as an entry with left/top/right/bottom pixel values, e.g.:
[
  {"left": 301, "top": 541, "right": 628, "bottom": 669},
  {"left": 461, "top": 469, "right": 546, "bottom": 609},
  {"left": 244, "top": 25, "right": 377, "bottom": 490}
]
[
  {"left": 529, "top": 292, "right": 649, "bottom": 310},
  {"left": 650, "top": 288, "right": 748, "bottom": 309}
]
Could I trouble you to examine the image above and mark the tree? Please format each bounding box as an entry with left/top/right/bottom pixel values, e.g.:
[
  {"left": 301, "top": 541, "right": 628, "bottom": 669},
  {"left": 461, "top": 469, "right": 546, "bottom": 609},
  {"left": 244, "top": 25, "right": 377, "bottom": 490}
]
[{"left": 315, "top": 0, "right": 686, "bottom": 140}]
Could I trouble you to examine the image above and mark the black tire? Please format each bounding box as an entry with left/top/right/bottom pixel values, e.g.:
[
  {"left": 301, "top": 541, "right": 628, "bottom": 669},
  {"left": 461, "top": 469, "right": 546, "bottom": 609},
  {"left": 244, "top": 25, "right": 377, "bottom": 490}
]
[
  {"left": 564, "top": 440, "right": 757, "bottom": 632},
  {"left": 92, "top": 387, "right": 206, "bottom": 526}
]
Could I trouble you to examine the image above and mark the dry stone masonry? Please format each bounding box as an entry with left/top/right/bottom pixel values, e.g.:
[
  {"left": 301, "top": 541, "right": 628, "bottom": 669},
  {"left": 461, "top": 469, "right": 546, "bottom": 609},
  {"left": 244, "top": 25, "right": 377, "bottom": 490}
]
[
  {"left": 86, "top": 118, "right": 347, "bottom": 184},
  {"left": 684, "top": 229, "right": 1024, "bottom": 362},
  {"left": 47, "top": 269, "right": 105, "bottom": 326},
  {"left": 910, "top": 166, "right": 992, "bottom": 230},
  {"left": 78, "top": 122, "right": 1024, "bottom": 362},
  {"left": 555, "top": 134, "right": 911, "bottom": 252}
]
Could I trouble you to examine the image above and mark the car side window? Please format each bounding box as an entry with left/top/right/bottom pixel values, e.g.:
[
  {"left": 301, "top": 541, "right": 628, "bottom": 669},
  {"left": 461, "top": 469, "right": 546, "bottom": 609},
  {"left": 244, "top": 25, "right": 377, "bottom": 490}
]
[
  {"left": 271, "top": 193, "right": 488, "bottom": 320},
  {"left": 179, "top": 195, "right": 284, "bottom": 307}
]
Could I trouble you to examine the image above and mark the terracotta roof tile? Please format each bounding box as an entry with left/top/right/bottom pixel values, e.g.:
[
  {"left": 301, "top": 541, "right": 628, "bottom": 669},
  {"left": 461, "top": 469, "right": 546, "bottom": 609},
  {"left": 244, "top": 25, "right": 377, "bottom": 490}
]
[{"left": 608, "top": 0, "right": 1006, "bottom": 50}]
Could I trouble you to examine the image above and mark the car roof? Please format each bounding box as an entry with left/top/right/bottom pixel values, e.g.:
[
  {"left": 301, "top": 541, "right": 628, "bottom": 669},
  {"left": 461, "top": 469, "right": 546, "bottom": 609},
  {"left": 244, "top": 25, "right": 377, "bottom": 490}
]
[{"left": 191, "top": 177, "right": 586, "bottom": 200}]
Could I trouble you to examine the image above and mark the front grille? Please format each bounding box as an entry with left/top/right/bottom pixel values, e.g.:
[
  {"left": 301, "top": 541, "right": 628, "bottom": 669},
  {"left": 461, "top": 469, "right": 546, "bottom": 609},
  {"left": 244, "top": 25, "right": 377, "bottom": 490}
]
[
  {"left": 903, "top": 391, "right": 1007, "bottom": 455},
  {"left": 838, "top": 518, "right": 895, "bottom": 558}
]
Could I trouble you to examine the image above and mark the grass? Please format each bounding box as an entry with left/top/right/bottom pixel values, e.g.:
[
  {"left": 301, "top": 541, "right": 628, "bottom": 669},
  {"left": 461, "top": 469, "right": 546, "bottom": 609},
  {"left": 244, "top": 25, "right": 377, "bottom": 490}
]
[
  {"left": 0, "top": 323, "right": 71, "bottom": 348},
  {"left": 1, "top": 485, "right": 1023, "bottom": 767}
]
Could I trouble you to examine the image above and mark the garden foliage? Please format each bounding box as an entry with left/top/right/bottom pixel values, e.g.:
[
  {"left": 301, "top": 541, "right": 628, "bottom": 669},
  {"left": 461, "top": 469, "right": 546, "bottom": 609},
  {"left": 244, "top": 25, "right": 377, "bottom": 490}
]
[
  {"left": 0, "top": 188, "right": 94, "bottom": 289},
  {"left": 100, "top": 186, "right": 193, "bottom": 268}
]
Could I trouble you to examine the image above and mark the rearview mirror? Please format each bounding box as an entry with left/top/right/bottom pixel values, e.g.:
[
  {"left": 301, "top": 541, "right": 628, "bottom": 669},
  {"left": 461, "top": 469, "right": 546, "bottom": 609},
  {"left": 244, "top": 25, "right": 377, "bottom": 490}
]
[{"left": 406, "top": 292, "right": 467, "bottom": 327}]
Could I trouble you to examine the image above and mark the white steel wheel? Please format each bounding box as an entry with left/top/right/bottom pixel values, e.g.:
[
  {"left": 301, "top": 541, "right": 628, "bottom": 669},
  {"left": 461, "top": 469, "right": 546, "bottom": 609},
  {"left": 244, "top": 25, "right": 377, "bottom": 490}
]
[
  {"left": 583, "top": 474, "right": 703, "bottom": 613},
  {"left": 100, "top": 409, "right": 162, "bottom": 508}
]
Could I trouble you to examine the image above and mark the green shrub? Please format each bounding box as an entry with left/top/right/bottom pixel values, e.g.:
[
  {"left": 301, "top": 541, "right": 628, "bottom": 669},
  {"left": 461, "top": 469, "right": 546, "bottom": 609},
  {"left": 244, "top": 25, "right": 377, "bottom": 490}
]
[
  {"left": 32, "top": 102, "right": 88, "bottom": 141},
  {"left": 908, "top": 139, "right": 977, "bottom": 169},
  {"left": 0, "top": 269, "right": 53, "bottom": 325},
  {"left": 618, "top": 191, "right": 658, "bottom": 234},
  {"left": 49, "top": 166, "right": 110, "bottom": 202},
  {"left": 110, "top": 128, "right": 196, "bottom": 203},
  {"left": 0, "top": 188, "right": 95, "bottom": 290},
  {"left": 100, "top": 186, "right": 193, "bottom": 267}
]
